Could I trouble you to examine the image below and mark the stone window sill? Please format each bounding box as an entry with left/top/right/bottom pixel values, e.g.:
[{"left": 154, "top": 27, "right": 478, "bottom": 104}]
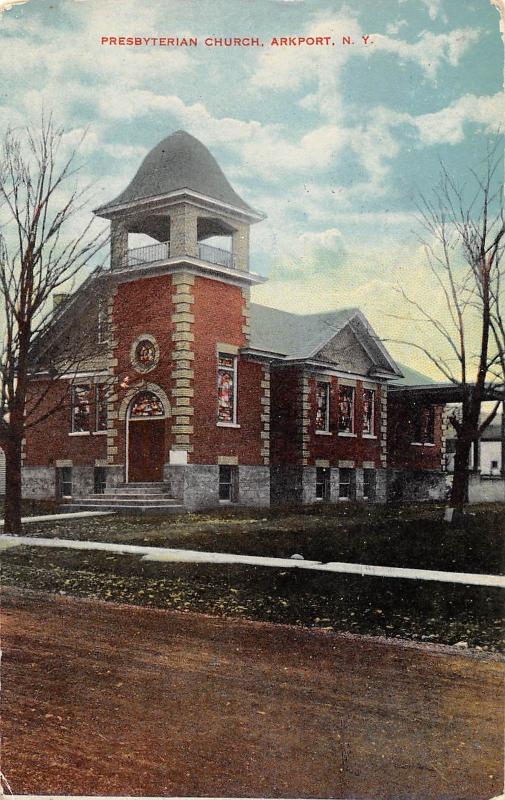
[
  {"left": 69, "top": 431, "right": 90, "bottom": 436},
  {"left": 338, "top": 431, "right": 357, "bottom": 438},
  {"left": 363, "top": 434, "right": 378, "bottom": 440},
  {"left": 93, "top": 431, "right": 108, "bottom": 436},
  {"left": 315, "top": 430, "right": 332, "bottom": 436},
  {"left": 411, "top": 442, "right": 435, "bottom": 447},
  {"left": 217, "top": 422, "right": 241, "bottom": 428}
]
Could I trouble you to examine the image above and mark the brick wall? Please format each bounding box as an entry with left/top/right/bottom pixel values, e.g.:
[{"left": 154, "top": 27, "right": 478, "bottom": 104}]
[
  {"left": 387, "top": 395, "right": 443, "bottom": 470},
  {"left": 111, "top": 274, "right": 175, "bottom": 466},
  {"left": 23, "top": 379, "right": 106, "bottom": 466},
  {"left": 305, "top": 376, "right": 381, "bottom": 467},
  {"left": 270, "top": 367, "right": 303, "bottom": 465},
  {"left": 191, "top": 276, "right": 264, "bottom": 465}
]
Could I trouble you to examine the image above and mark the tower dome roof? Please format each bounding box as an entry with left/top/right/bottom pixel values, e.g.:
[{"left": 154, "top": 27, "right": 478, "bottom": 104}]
[{"left": 96, "top": 130, "right": 253, "bottom": 215}]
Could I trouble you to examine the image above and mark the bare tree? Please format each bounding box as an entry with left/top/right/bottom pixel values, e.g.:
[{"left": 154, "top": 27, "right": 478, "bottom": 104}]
[
  {"left": 0, "top": 115, "right": 108, "bottom": 534},
  {"left": 388, "top": 148, "right": 504, "bottom": 511}
]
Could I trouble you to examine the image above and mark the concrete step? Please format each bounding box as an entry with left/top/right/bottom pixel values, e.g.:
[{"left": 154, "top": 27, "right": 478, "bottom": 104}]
[
  {"left": 105, "top": 483, "right": 172, "bottom": 496},
  {"left": 101, "top": 489, "right": 172, "bottom": 500},
  {"left": 65, "top": 503, "right": 184, "bottom": 515},
  {"left": 77, "top": 496, "right": 180, "bottom": 506}
]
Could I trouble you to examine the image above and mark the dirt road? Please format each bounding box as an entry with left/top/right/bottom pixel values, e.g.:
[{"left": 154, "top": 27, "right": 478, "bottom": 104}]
[{"left": 2, "top": 587, "right": 503, "bottom": 799}]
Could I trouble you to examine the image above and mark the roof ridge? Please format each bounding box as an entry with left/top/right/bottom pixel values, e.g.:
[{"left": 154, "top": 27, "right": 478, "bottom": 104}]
[{"left": 250, "top": 302, "right": 359, "bottom": 319}]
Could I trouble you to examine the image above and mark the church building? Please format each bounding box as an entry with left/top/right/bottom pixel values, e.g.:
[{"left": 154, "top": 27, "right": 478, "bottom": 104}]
[{"left": 21, "top": 131, "right": 447, "bottom": 510}]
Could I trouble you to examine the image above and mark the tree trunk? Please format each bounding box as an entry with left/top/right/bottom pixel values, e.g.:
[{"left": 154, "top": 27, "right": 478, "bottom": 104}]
[
  {"left": 4, "top": 435, "right": 23, "bottom": 534},
  {"left": 449, "top": 436, "right": 472, "bottom": 511}
]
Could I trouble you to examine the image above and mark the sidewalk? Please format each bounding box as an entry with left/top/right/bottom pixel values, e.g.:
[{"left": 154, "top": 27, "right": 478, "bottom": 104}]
[{"left": 1, "top": 533, "right": 504, "bottom": 587}]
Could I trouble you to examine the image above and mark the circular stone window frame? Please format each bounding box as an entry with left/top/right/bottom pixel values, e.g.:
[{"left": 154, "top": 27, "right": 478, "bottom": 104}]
[{"left": 130, "top": 334, "right": 160, "bottom": 374}]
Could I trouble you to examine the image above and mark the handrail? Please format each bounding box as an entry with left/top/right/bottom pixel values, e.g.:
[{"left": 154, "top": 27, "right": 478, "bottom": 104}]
[{"left": 123, "top": 240, "right": 236, "bottom": 270}]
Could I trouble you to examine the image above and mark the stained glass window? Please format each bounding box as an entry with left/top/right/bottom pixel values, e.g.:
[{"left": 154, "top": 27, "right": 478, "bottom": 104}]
[
  {"left": 71, "top": 384, "right": 90, "bottom": 432},
  {"left": 362, "top": 388, "right": 375, "bottom": 436},
  {"left": 315, "top": 382, "right": 330, "bottom": 432},
  {"left": 217, "top": 353, "right": 237, "bottom": 424},
  {"left": 130, "top": 391, "right": 164, "bottom": 418},
  {"left": 95, "top": 384, "right": 108, "bottom": 431},
  {"left": 338, "top": 386, "right": 355, "bottom": 433},
  {"left": 135, "top": 339, "right": 157, "bottom": 368}
]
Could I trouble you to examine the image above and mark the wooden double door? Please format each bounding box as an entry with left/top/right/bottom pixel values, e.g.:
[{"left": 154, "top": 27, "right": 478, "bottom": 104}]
[{"left": 128, "top": 418, "right": 166, "bottom": 482}]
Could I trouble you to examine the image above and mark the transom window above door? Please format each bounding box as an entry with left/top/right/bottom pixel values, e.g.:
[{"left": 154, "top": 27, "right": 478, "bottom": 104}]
[{"left": 129, "top": 391, "right": 164, "bottom": 418}]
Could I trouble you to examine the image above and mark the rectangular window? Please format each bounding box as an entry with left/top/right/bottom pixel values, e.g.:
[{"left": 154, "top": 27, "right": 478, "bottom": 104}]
[
  {"left": 339, "top": 468, "right": 355, "bottom": 500},
  {"left": 217, "top": 353, "right": 237, "bottom": 424},
  {"left": 412, "top": 406, "right": 435, "bottom": 444},
  {"left": 315, "top": 382, "right": 330, "bottom": 432},
  {"left": 363, "top": 469, "right": 376, "bottom": 501},
  {"left": 71, "top": 384, "right": 90, "bottom": 432},
  {"left": 218, "top": 465, "right": 238, "bottom": 502},
  {"left": 97, "top": 299, "right": 107, "bottom": 344},
  {"left": 94, "top": 466, "right": 107, "bottom": 495},
  {"left": 362, "top": 389, "right": 375, "bottom": 436},
  {"left": 95, "top": 384, "right": 108, "bottom": 431},
  {"left": 338, "top": 386, "right": 355, "bottom": 434},
  {"left": 57, "top": 467, "right": 72, "bottom": 498},
  {"left": 315, "top": 467, "right": 331, "bottom": 501}
]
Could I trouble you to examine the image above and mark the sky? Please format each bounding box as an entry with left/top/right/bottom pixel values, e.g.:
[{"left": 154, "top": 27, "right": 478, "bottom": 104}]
[{"left": 0, "top": 0, "right": 503, "bottom": 377}]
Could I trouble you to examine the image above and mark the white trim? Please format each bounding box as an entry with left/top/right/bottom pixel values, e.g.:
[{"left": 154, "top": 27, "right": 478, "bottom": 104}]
[
  {"left": 362, "top": 386, "right": 376, "bottom": 437},
  {"left": 315, "top": 380, "right": 330, "bottom": 434},
  {"left": 58, "top": 371, "right": 109, "bottom": 380},
  {"left": 95, "top": 187, "right": 265, "bottom": 223},
  {"left": 274, "top": 359, "right": 390, "bottom": 384},
  {"left": 217, "top": 352, "right": 238, "bottom": 427},
  {"left": 107, "top": 256, "right": 266, "bottom": 287}
]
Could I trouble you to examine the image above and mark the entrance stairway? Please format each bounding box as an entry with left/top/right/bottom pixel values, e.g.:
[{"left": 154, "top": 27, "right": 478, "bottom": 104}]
[{"left": 67, "top": 482, "right": 184, "bottom": 515}]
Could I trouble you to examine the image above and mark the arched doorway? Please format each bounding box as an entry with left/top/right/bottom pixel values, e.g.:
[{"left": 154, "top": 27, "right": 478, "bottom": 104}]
[{"left": 127, "top": 390, "right": 166, "bottom": 482}]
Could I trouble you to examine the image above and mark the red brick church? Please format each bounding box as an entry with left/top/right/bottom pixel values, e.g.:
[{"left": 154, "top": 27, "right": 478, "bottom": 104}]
[{"left": 21, "top": 131, "right": 448, "bottom": 510}]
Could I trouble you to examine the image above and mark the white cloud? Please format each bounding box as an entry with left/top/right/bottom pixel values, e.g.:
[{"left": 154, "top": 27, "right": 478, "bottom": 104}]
[
  {"left": 386, "top": 19, "right": 408, "bottom": 35},
  {"left": 411, "top": 92, "right": 503, "bottom": 144},
  {"left": 371, "top": 27, "right": 481, "bottom": 81},
  {"left": 420, "top": 0, "right": 447, "bottom": 23}
]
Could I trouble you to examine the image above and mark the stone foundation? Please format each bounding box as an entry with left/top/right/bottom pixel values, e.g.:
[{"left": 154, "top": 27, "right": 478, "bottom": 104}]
[
  {"left": 21, "top": 464, "right": 124, "bottom": 500},
  {"left": 164, "top": 463, "right": 271, "bottom": 510},
  {"left": 22, "top": 466, "right": 56, "bottom": 500},
  {"left": 387, "top": 469, "right": 448, "bottom": 502},
  {"left": 273, "top": 466, "right": 387, "bottom": 505},
  {"left": 21, "top": 462, "right": 444, "bottom": 507}
]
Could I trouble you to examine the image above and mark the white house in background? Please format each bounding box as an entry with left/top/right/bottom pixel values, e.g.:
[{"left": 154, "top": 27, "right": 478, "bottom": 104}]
[
  {"left": 480, "top": 416, "right": 503, "bottom": 475},
  {"left": 446, "top": 412, "right": 504, "bottom": 475}
]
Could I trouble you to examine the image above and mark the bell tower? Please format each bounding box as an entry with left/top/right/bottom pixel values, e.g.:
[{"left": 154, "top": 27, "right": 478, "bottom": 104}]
[
  {"left": 95, "top": 130, "right": 263, "bottom": 275},
  {"left": 93, "top": 130, "right": 267, "bottom": 491}
]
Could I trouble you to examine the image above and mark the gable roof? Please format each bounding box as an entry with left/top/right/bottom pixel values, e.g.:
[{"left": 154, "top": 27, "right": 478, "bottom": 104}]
[
  {"left": 392, "top": 364, "right": 438, "bottom": 387},
  {"left": 248, "top": 303, "right": 402, "bottom": 377},
  {"left": 249, "top": 304, "right": 358, "bottom": 358}
]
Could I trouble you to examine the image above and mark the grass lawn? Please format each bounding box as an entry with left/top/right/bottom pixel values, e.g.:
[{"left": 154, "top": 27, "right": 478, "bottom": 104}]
[{"left": 2, "top": 502, "right": 504, "bottom": 651}]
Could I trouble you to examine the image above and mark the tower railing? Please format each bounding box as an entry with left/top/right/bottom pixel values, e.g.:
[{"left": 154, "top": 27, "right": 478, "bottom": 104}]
[
  {"left": 121, "top": 240, "right": 236, "bottom": 270},
  {"left": 125, "top": 241, "right": 170, "bottom": 267},
  {"left": 197, "top": 242, "right": 236, "bottom": 269}
]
